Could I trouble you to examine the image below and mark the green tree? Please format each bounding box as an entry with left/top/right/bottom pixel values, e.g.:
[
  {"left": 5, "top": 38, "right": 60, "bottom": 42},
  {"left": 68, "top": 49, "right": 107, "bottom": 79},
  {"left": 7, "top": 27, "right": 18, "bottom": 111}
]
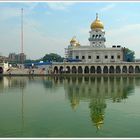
[
  {"left": 123, "top": 48, "right": 135, "bottom": 62},
  {"left": 42, "top": 53, "right": 64, "bottom": 62}
]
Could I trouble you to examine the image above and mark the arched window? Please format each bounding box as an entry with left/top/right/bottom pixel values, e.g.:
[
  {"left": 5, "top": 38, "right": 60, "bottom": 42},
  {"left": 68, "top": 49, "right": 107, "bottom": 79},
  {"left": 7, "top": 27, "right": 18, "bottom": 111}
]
[
  {"left": 0, "top": 67, "right": 3, "bottom": 74},
  {"left": 59, "top": 66, "right": 63, "bottom": 74},
  {"left": 122, "top": 66, "right": 127, "bottom": 73},
  {"left": 66, "top": 66, "right": 70, "bottom": 73},
  {"left": 84, "top": 66, "right": 89, "bottom": 74},
  {"left": 90, "top": 66, "right": 95, "bottom": 73},
  {"left": 54, "top": 66, "right": 58, "bottom": 74},
  {"left": 116, "top": 66, "right": 121, "bottom": 73},
  {"left": 129, "top": 66, "right": 134, "bottom": 73},
  {"left": 109, "top": 66, "right": 115, "bottom": 73},
  {"left": 72, "top": 66, "right": 77, "bottom": 74},
  {"left": 96, "top": 66, "right": 101, "bottom": 73},
  {"left": 78, "top": 66, "right": 83, "bottom": 74},
  {"left": 135, "top": 66, "right": 140, "bottom": 73},
  {"left": 103, "top": 66, "right": 108, "bottom": 73}
]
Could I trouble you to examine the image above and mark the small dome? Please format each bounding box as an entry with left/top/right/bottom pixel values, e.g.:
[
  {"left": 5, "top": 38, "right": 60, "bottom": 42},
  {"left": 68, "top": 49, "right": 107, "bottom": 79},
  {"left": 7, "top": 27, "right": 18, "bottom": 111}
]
[
  {"left": 70, "top": 37, "right": 77, "bottom": 44},
  {"left": 91, "top": 13, "right": 104, "bottom": 30},
  {"left": 76, "top": 41, "right": 80, "bottom": 47}
]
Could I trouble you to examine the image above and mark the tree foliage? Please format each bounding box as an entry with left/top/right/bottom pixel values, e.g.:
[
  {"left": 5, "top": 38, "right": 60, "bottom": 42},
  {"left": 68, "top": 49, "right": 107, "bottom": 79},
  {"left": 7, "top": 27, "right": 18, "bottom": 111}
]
[
  {"left": 124, "top": 48, "right": 135, "bottom": 62},
  {"left": 24, "top": 53, "right": 64, "bottom": 64},
  {"left": 42, "top": 53, "right": 64, "bottom": 62}
]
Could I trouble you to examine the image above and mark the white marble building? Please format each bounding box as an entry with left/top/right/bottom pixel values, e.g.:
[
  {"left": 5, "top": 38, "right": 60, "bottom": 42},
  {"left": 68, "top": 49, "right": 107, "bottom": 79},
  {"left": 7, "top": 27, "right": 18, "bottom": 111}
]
[
  {"left": 52, "top": 14, "right": 140, "bottom": 75},
  {"left": 65, "top": 14, "right": 124, "bottom": 63}
]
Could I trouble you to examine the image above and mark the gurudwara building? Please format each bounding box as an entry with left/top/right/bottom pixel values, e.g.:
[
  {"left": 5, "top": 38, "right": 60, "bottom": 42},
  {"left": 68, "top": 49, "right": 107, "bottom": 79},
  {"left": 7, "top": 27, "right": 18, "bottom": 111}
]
[
  {"left": 66, "top": 13, "right": 123, "bottom": 63},
  {"left": 52, "top": 14, "right": 140, "bottom": 74}
]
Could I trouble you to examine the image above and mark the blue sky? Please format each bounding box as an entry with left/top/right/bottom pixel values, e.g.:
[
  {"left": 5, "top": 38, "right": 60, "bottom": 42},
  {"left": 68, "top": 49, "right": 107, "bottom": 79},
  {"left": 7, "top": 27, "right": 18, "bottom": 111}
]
[{"left": 0, "top": 2, "right": 140, "bottom": 59}]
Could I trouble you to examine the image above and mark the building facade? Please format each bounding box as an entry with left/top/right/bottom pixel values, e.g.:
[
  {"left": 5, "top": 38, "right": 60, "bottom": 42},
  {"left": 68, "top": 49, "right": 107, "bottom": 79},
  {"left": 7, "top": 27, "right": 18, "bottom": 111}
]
[
  {"left": 52, "top": 14, "right": 140, "bottom": 75},
  {"left": 8, "top": 53, "right": 26, "bottom": 63},
  {"left": 65, "top": 14, "right": 124, "bottom": 63}
]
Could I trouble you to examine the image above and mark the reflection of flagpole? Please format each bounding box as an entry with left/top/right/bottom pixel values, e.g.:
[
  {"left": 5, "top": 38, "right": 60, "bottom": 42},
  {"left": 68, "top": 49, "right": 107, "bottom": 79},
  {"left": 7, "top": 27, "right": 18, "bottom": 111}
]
[{"left": 21, "top": 87, "right": 24, "bottom": 131}]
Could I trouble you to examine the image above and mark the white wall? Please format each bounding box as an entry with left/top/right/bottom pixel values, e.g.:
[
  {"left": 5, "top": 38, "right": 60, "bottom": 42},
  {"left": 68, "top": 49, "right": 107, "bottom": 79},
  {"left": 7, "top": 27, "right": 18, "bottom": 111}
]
[{"left": 71, "top": 47, "right": 123, "bottom": 63}]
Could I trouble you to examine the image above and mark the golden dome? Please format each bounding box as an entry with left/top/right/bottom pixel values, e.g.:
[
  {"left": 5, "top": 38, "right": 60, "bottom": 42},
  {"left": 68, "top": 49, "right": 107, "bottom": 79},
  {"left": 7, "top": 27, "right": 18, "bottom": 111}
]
[
  {"left": 91, "top": 13, "right": 104, "bottom": 30},
  {"left": 70, "top": 37, "right": 77, "bottom": 44},
  {"left": 76, "top": 41, "right": 80, "bottom": 47}
]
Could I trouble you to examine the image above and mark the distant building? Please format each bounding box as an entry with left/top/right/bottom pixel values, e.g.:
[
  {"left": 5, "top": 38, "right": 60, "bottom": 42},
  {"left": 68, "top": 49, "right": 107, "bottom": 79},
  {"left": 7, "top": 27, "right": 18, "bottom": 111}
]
[
  {"left": 8, "top": 53, "right": 26, "bottom": 63},
  {"left": 0, "top": 55, "right": 8, "bottom": 63},
  {"left": 18, "top": 53, "right": 26, "bottom": 64},
  {"left": 8, "top": 53, "right": 17, "bottom": 62}
]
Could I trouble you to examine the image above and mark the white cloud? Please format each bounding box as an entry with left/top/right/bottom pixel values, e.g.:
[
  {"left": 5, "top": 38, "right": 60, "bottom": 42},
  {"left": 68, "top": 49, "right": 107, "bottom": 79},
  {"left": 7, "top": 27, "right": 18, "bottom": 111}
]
[
  {"left": 100, "top": 4, "right": 116, "bottom": 12},
  {"left": 46, "top": 2, "right": 76, "bottom": 11}
]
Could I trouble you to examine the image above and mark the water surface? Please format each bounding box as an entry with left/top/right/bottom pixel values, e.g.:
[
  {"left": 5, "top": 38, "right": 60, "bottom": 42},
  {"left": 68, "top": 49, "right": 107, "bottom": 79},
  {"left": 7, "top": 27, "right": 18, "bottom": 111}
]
[{"left": 0, "top": 76, "right": 140, "bottom": 137}]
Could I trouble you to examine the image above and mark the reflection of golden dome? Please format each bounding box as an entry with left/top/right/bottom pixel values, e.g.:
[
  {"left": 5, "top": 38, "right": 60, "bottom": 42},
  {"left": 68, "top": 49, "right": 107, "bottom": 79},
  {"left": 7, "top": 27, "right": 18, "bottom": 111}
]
[
  {"left": 70, "top": 37, "right": 77, "bottom": 44},
  {"left": 91, "top": 114, "right": 104, "bottom": 130},
  {"left": 70, "top": 98, "right": 79, "bottom": 111},
  {"left": 91, "top": 13, "right": 104, "bottom": 30}
]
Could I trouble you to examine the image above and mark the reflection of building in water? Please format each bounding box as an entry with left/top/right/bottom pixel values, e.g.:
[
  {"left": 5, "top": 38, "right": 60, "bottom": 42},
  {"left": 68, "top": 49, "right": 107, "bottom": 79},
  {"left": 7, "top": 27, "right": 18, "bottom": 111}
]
[
  {"left": 0, "top": 77, "right": 4, "bottom": 93},
  {"left": 60, "top": 76, "right": 135, "bottom": 129},
  {"left": 89, "top": 98, "right": 106, "bottom": 130},
  {"left": 0, "top": 76, "right": 139, "bottom": 131},
  {"left": 68, "top": 87, "right": 80, "bottom": 111},
  {"left": 63, "top": 76, "right": 135, "bottom": 102},
  {"left": 6, "top": 77, "right": 27, "bottom": 89},
  {"left": 0, "top": 77, "right": 27, "bottom": 93}
]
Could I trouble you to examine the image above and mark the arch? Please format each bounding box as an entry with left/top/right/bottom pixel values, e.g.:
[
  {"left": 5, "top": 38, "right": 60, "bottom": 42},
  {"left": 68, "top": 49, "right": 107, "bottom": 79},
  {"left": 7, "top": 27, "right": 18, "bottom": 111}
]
[
  {"left": 135, "top": 66, "right": 140, "bottom": 73},
  {"left": 116, "top": 66, "right": 121, "bottom": 73},
  {"left": 96, "top": 66, "right": 102, "bottom": 74},
  {"left": 59, "top": 66, "right": 64, "bottom": 73},
  {"left": 103, "top": 66, "right": 108, "bottom": 73},
  {"left": 78, "top": 66, "right": 83, "bottom": 74},
  {"left": 54, "top": 66, "right": 58, "bottom": 74},
  {"left": 84, "top": 66, "right": 89, "bottom": 74},
  {"left": 90, "top": 66, "right": 95, "bottom": 73},
  {"left": 128, "top": 66, "right": 134, "bottom": 73},
  {"left": 72, "top": 66, "right": 77, "bottom": 74},
  {"left": 109, "top": 66, "right": 115, "bottom": 73},
  {"left": 122, "top": 66, "right": 127, "bottom": 73},
  {"left": 66, "top": 66, "right": 70, "bottom": 73},
  {"left": 0, "top": 67, "right": 3, "bottom": 74}
]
